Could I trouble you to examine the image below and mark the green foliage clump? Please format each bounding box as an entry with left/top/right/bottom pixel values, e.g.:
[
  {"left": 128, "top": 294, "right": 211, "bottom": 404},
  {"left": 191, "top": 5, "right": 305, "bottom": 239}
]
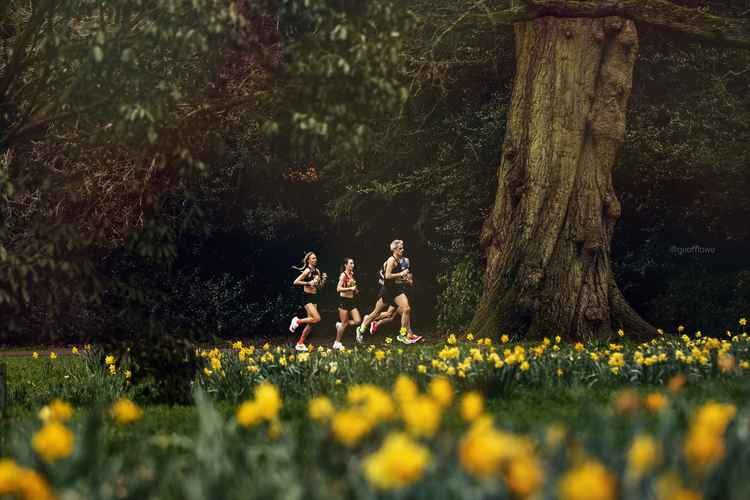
[{"left": 436, "top": 260, "right": 483, "bottom": 332}]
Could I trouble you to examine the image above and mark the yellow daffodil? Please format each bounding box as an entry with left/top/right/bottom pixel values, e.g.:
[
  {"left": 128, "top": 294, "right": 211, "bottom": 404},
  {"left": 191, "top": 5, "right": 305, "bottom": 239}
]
[
  {"left": 32, "top": 421, "right": 74, "bottom": 463},
  {"left": 254, "top": 382, "right": 282, "bottom": 420},
  {"left": 627, "top": 434, "right": 661, "bottom": 478},
  {"left": 402, "top": 395, "right": 442, "bottom": 437},
  {"left": 309, "top": 396, "right": 335, "bottom": 421},
  {"left": 644, "top": 392, "right": 668, "bottom": 413},
  {"left": 667, "top": 374, "right": 687, "bottom": 392},
  {"left": 428, "top": 377, "right": 453, "bottom": 407},
  {"left": 0, "top": 459, "right": 55, "bottom": 500},
  {"left": 459, "top": 416, "right": 534, "bottom": 479},
  {"left": 348, "top": 384, "right": 395, "bottom": 423},
  {"left": 110, "top": 398, "right": 143, "bottom": 425},
  {"left": 683, "top": 402, "right": 736, "bottom": 470},
  {"left": 45, "top": 399, "right": 73, "bottom": 423},
  {"left": 363, "top": 433, "right": 430, "bottom": 490},
  {"left": 506, "top": 456, "right": 544, "bottom": 498},
  {"left": 558, "top": 461, "right": 616, "bottom": 500},
  {"left": 236, "top": 400, "right": 263, "bottom": 428},
  {"left": 393, "top": 375, "right": 418, "bottom": 405},
  {"left": 331, "top": 409, "right": 373, "bottom": 447},
  {"left": 460, "top": 391, "right": 484, "bottom": 422}
]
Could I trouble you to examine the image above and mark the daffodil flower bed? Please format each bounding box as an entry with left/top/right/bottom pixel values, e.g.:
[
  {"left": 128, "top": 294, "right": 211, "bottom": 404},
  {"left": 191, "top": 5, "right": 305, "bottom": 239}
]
[
  {"left": 4, "top": 323, "right": 749, "bottom": 498},
  {"left": 197, "top": 329, "right": 750, "bottom": 403},
  {"left": 8, "top": 345, "right": 133, "bottom": 410},
  {"left": 2, "top": 376, "right": 750, "bottom": 499}
]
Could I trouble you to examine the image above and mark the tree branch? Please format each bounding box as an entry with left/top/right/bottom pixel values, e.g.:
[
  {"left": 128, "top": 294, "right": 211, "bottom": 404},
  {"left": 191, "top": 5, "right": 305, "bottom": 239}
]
[
  {"left": 482, "top": 0, "right": 750, "bottom": 49},
  {"left": 0, "top": 0, "right": 56, "bottom": 99},
  {"left": 2, "top": 96, "right": 110, "bottom": 147}
]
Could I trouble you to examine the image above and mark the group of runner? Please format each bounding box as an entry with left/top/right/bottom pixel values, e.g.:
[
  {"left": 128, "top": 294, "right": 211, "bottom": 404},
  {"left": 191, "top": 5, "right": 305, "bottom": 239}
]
[{"left": 288, "top": 239, "right": 423, "bottom": 351}]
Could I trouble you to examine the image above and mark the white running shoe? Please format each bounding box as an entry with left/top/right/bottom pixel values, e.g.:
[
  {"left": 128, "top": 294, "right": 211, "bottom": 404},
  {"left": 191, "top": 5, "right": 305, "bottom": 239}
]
[
  {"left": 356, "top": 328, "right": 363, "bottom": 344},
  {"left": 289, "top": 316, "right": 300, "bottom": 333},
  {"left": 295, "top": 343, "right": 308, "bottom": 352},
  {"left": 333, "top": 341, "right": 345, "bottom": 351},
  {"left": 335, "top": 321, "right": 342, "bottom": 331}
]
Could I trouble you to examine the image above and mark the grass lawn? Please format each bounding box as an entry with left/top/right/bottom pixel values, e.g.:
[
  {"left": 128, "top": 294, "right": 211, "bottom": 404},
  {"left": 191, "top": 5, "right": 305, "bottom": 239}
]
[{"left": 4, "top": 352, "right": 749, "bottom": 446}]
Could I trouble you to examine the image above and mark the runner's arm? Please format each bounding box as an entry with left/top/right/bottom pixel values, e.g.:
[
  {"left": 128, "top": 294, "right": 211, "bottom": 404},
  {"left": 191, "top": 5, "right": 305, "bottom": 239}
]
[
  {"left": 293, "top": 269, "right": 312, "bottom": 286},
  {"left": 336, "top": 272, "right": 347, "bottom": 293},
  {"left": 384, "top": 257, "right": 408, "bottom": 280}
]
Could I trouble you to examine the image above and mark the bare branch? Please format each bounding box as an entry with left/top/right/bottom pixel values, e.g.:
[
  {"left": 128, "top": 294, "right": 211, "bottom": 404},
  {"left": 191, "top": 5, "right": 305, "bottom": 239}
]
[{"left": 481, "top": 0, "right": 750, "bottom": 48}]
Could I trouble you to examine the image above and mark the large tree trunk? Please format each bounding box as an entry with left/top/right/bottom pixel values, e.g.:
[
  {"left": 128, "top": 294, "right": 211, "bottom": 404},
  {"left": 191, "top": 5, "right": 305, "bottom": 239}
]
[{"left": 471, "top": 15, "right": 656, "bottom": 340}]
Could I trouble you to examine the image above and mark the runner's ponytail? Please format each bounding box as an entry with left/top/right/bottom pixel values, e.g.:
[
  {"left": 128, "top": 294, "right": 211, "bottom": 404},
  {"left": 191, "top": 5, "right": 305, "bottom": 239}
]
[{"left": 292, "top": 251, "right": 315, "bottom": 271}]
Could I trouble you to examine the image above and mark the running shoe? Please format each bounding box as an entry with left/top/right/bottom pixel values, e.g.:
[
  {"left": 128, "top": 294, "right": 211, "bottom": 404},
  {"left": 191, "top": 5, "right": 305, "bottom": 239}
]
[
  {"left": 289, "top": 316, "right": 300, "bottom": 333},
  {"left": 370, "top": 320, "right": 379, "bottom": 335},
  {"left": 333, "top": 341, "right": 345, "bottom": 351},
  {"left": 406, "top": 335, "right": 423, "bottom": 344},
  {"left": 396, "top": 334, "right": 409, "bottom": 344},
  {"left": 356, "top": 314, "right": 369, "bottom": 337},
  {"left": 295, "top": 343, "right": 308, "bottom": 352},
  {"left": 356, "top": 327, "right": 363, "bottom": 344}
]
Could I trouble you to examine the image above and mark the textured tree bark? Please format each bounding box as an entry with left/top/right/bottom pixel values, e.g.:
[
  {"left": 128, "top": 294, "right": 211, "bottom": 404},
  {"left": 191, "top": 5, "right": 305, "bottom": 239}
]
[{"left": 471, "top": 15, "right": 657, "bottom": 341}]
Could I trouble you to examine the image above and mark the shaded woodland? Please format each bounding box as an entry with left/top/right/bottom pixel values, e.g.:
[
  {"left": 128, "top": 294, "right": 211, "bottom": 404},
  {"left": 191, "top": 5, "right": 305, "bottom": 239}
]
[{"left": 1, "top": 0, "right": 748, "bottom": 348}]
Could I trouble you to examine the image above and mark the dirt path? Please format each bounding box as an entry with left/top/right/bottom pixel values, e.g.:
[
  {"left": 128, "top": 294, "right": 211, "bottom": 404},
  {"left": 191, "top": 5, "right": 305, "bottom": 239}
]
[
  {"left": 0, "top": 327, "right": 440, "bottom": 358},
  {"left": 0, "top": 348, "right": 76, "bottom": 358}
]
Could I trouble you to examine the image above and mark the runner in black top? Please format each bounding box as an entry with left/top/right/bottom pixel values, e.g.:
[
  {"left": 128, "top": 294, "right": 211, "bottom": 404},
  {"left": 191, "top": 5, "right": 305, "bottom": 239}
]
[
  {"left": 357, "top": 240, "right": 422, "bottom": 344},
  {"left": 289, "top": 252, "right": 322, "bottom": 352},
  {"left": 332, "top": 257, "right": 361, "bottom": 350},
  {"left": 370, "top": 257, "right": 414, "bottom": 334}
]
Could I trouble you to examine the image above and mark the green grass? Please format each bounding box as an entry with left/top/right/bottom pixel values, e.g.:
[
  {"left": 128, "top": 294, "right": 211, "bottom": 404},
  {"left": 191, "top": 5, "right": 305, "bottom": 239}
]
[
  {"left": 486, "top": 378, "right": 750, "bottom": 432},
  {"left": 3, "top": 343, "right": 750, "bottom": 500},
  {"left": 3, "top": 355, "right": 82, "bottom": 411},
  {"left": 4, "top": 352, "right": 750, "bottom": 451},
  {"left": 3, "top": 355, "right": 81, "bottom": 385},
  {"left": 2, "top": 357, "right": 750, "bottom": 447}
]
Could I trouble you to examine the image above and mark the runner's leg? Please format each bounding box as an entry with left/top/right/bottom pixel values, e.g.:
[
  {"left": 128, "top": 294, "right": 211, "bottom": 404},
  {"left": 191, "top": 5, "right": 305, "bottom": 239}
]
[
  {"left": 393, "top": 293, "right": 412, "bottom": 336},
  {"left": 360, "top": 298, "right": 387, "bottom": 333},
  {"left": 297, "top": 303, "right": 320, "bottom": 344},
  {"left": 349, "top": 308, "right": 362, "bottom": 328},
  {"left": 335, "top": 307, "right": 349, "bottom": 343},
  {"left": 371, "top": 305, "right": 396, "bottom": 334}
]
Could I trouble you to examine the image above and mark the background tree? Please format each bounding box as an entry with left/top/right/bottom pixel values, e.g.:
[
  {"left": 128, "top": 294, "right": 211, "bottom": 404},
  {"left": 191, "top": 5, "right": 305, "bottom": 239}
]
[{"left": 469, "top": 0, "right": 750, "bottom": 340}]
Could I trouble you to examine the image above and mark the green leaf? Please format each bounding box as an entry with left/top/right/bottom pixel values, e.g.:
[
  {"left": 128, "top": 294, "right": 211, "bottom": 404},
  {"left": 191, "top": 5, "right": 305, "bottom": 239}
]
[{"left": 93, "top": 46, "right": 104, "bottom": 63}]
